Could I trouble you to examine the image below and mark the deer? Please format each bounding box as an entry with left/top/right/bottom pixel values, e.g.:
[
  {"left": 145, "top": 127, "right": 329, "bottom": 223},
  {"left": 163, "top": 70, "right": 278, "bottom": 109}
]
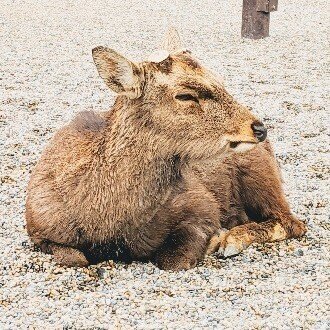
[{"left": 25, "top": 29, "right": 306, "bottom": 270}]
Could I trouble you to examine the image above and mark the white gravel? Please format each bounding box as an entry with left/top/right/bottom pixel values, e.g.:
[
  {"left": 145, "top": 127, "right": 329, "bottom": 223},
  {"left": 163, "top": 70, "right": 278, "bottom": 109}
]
[{"left": 0, "top": 0, "right": 329, "bottom": 328}]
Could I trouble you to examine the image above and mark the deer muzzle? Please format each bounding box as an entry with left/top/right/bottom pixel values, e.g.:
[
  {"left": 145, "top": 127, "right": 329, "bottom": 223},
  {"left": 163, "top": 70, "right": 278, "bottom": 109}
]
[{"left": 251, "top": 121, "right": 267, "bottom": 142}]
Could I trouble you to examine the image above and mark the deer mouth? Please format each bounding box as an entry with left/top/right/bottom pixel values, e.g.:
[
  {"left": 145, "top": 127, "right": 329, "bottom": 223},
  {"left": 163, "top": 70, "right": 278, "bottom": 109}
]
[
  {"left": 227, "top": 137, "right": 258, "bottom": 153},
  {"left": 229, "top": 141, "right": 255, "bottom": 148},
  {"left": 229, "top": 141, "right": 256, "bottom": 152}
]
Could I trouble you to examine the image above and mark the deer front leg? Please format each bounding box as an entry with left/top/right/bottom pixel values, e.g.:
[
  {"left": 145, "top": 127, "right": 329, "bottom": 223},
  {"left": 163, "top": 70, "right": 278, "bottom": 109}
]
[
  {"left": 154, "top": 181, "right": 220, "bottom": 271},
  {"left": 207, "top": 215, "right": 306, "bottom": 257},
  {"left": 210, "top": 142, "right": 307, "bottom": 257},
  {"left": 155, "top": 219, "right": 217, "bottom": 270}
]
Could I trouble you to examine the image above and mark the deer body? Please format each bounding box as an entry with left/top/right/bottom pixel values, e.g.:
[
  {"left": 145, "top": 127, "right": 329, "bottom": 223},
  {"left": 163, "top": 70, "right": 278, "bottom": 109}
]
[{"left": 26, "top": 30, "right": 306, "bottom": 270}]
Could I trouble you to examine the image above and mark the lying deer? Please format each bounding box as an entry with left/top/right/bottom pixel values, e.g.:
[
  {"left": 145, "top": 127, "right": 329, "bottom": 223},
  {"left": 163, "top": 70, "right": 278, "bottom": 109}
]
[{"left": 25, "top": 29, "right": 306, "bottom": 270}]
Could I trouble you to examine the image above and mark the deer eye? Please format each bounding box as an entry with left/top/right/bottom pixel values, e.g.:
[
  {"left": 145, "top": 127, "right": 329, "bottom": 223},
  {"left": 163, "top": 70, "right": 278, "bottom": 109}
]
[{"left": 175, "top": 94, "right": 199, "bottom": 104}]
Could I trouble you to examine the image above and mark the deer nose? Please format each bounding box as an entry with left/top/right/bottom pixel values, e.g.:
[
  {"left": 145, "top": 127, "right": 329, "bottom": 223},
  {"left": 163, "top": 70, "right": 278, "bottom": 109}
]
[{"left": 251, "top": 121, "right": 267, "bottom": 142}]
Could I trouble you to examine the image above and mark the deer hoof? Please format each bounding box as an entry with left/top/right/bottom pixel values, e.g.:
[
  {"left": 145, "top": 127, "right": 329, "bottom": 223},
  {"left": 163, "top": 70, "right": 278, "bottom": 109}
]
[
  {"left": 223, "top": 244, "right": 241, "bottom": 257},
  {"left": 217, "top": 232, "right": 250, "bottom": 258}
]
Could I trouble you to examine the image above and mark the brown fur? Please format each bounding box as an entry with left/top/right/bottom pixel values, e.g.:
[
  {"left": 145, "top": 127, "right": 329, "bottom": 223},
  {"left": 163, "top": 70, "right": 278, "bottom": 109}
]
[{"left": 25, "top": 31, "right": 306, "bottom": 270}]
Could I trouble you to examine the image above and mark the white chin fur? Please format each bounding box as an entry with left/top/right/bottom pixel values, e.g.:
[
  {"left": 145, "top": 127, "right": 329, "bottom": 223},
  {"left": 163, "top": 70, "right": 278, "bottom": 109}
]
[{"left": 231, "top": 142, "right": 256, "bottom": 153}]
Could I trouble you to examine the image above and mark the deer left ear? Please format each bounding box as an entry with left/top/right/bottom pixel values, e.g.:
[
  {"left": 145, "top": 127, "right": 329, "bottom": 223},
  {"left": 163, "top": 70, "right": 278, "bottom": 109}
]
[{"left": 92, "top": 46, "right": 143, "bottom": 99}]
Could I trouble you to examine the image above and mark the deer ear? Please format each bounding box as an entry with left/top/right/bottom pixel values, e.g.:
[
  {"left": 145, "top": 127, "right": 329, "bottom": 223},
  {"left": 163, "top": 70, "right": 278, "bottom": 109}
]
[
  {"left": 92, "top": 46, "right": 142, "bottom": 98},
  {"left": 161, "top": 27, "right": 183, "bottom": 53}
]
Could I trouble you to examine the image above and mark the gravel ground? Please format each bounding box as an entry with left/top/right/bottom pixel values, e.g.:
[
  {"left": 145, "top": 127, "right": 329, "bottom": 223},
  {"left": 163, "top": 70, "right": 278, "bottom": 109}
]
[{"left": 1, "top": 0, "right": 329, "bottom": 328}]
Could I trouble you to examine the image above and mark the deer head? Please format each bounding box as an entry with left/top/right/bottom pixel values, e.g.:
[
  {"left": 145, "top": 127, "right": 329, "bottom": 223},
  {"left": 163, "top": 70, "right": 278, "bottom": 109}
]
[{"left": 92, "top": 28, "right": 266, "bottom": 159}]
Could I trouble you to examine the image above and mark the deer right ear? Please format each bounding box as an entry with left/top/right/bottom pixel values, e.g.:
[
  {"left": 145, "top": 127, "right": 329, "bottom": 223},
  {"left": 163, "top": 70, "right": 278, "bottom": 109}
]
[
  {"left": 92, "top": 46, "right": 143, "bottom": 99},
  {"left": 161, "top": 27, "right": 183, "bottom": 53}
]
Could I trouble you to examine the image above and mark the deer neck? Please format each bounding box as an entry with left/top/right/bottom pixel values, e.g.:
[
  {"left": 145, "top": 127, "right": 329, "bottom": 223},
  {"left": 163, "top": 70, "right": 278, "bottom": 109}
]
[{"left": 102, "top": 97, "right": 182, "bottom": 217}]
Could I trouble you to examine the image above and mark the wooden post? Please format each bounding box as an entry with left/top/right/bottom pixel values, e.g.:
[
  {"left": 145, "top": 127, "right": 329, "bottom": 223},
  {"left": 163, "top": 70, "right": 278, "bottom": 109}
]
[{"left": 241, "top": 0, "right": 278, "bottom": 39}]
